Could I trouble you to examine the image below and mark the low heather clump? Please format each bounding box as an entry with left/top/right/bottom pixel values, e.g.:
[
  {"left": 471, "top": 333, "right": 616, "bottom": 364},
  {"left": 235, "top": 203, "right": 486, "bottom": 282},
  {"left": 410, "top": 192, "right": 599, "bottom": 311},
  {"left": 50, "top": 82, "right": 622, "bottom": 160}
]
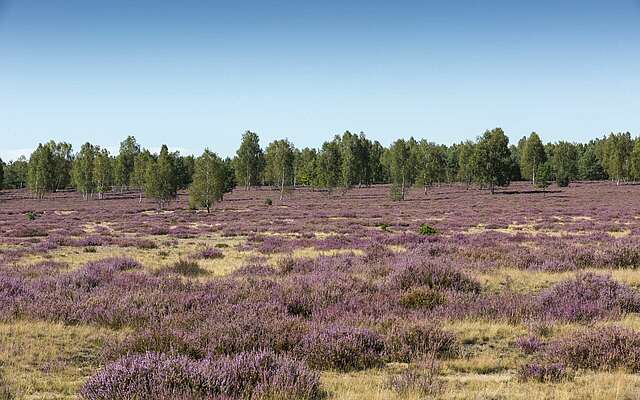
[
  {"left": 383, "top": 322, "right": 458, "bottom": 362},
  {"left": 544, "top": 326, "right": 640, "bottom": 372},
  {"left": 386, "top": 361, "right": 443, "bottom": 397},
  {"left": 163, "top": 260, "right": 208, "bottom": 277},
  {"left": 298, "top": 325, "right": 385, "bottom": 371},
  {"left": 515, "top": 335, "right": 543, "bottom": 355},
  {"left": 81, "top": 350, "right": 323, "bottom": 400},
  {"left": 538, "top": 273, "right": 640, "bottom": 321},
  {"left": 196, "top": 247, "right": 224, "bottom": 260},
  {"left": 388, "top": 257, "right": 480, "bottom": 293},
  {"left": 517, "top": 363, "right": 571, "bottom": 383},
  {"left": 399, "top": 287, "right": 446, "bottom": 310}
]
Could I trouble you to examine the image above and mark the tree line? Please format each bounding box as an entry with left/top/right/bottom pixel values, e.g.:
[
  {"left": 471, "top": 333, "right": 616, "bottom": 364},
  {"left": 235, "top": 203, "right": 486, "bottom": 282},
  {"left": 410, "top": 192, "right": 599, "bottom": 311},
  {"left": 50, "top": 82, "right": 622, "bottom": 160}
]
[{"left": 0, "top": 129, "right": 638, "bottom": 208}]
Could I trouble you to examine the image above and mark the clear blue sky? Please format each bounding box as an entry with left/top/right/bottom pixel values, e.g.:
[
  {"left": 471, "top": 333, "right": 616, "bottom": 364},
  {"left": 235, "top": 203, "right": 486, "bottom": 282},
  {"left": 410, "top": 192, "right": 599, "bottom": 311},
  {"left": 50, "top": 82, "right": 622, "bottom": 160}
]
[{"left": 1, "top": 0, "right": 639, "bottom": 161}]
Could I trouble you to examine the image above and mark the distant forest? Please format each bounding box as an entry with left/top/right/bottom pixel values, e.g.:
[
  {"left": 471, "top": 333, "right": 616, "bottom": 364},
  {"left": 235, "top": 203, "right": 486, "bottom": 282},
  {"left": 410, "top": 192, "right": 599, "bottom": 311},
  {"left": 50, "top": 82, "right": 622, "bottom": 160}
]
[{"left": 0, "top": 129, "right": 637, "bottom": 207}]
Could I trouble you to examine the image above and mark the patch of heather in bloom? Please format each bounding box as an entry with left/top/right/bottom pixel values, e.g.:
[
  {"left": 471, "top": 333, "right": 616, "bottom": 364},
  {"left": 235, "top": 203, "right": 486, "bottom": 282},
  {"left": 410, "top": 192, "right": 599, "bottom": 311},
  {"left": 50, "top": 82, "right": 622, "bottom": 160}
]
[
  {"left": 543, "top": 327, "right": 640, "bottom": 372},
  {"left": 537, "top": 273, "right": 640, "bottom": 321},
  {"left": 80, "top": 350, "right": 323, "bottom": 400}
]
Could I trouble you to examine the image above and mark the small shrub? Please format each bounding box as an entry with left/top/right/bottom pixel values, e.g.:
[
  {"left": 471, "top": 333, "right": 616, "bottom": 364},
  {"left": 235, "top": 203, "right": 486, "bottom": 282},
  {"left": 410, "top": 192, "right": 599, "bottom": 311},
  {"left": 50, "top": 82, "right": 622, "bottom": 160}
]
[
  {"left": 265, "top": 198, "right": 273, "bottom": 206},
  {"left": 81, "top": 351, "right": 323, "bottom": 400},
  {"left": 418, "top": 224, "right": 438, "bottom": 236},
  {"left": 164, "top": 260, "right": 208, "bottom": 277},
  {"left": 399, "top": 287, "right": 446, "bottom": 310},
  {"left": 386, "top": 359, "right": 443, "bottom": 397},
  {"left": 384, "top": 323, "right": 458, "bottom": 362},
  {"left": 298, "top": 325, "right": 385, "bottom": 371},
  {"left": 197, "top": 247, "right": 224, "bottom": 260},
  {"left": 214, "top": 243, "right": 230, "bottom": 248},
  {"left": 25, "top": 211, "right": 38, "bottom": 221},
  {"left": 377, "top": 223, "right": 391, "bottom": 232},
  {"left": 556, "top": 174, "right": 570, "bottom": 187},
  {"left": 545, "top": 326, "right": 640, "bottom": 371},
  {"left": 83, "top": 246, "right": 97, "bottom": 253},
  {"left": 518, "top": 362, "right": 571, "bottom": 383},
  {"left": 515, "top": 335, "right": 542, "bottom": 354}
]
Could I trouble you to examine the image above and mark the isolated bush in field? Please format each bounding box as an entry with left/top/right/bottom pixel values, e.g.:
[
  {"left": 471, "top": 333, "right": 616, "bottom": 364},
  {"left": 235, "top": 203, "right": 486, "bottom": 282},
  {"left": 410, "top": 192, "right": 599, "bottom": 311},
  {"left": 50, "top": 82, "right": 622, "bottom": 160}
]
[
  {"left": 383, "top": 322, "right": 458, "bottom": 362},
  {"left": 386, "top": 359, "right": 443, "bottom": 397},
  {"left": 196, "top": 247, "right": 224, "bottom": 260},
  {"left": 298, "top": 325, "right": 385, "bottom": 371},
  {"left": 544, "top": 327, "right": 640, "bottom": 372},
  {"left": 515, "top": 335, "right": 543, "bottom": 355},
  {"left": 538, "top": 273, "right": 640, "bottom": 321},
  {"left": 164, "top": 259, "right": 208, "bottom": 277},
  {"left": 399, "top": 287, "right": 446, "bottom": 310},
  {"left": 81, "top": 350, "right": 323, "bottom": 400},
  {"left": 265, "top": 197, "right": 273, "bottom": 206},
  {"left": 418, "top": 224, "right": 438, "bottom": 236},
  {"left": 517, "top": 363, "right": 571, "bottom": 383}
]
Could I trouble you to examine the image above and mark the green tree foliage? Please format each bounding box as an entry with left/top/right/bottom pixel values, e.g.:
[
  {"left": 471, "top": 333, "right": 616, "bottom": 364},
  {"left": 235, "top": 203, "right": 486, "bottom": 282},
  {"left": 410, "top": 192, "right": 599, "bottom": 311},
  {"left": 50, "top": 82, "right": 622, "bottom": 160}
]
[
  {"left": 388, "top": 138, "right": 414, "bottom": 200},
  {"left": 578, "top": 143, "right": 606, "bottom": 181},
  {"left": 27, "top": 144, "right": 55, "bottom": 199},
  {"left": 173, "top": 152, "right": 195, "bottom": 190},
  {"left": 295, "top": 148, "right": 317, "bottom": 187},
  {"left": 189, "top": 149, "right": 226, "bottom": 213},
  {"left": 629, "top": 140, "right": 640, "bottom": 181},
  {"left": 235, "top": 131, "right": 264, "bottom": 190},
  {"left": 131, "top": 150, "right": 154, "bottom": 202},
  {"left": 144, "top": 145, "right": 177, "bottom": 208},
  {"left": 114, "top": 136, "right": 140, "bottom": 190},
  {"left": 265, "top": 139, "right": 295, "bottom": 200},
  {"left": 315, "top": 139, "right": 342, "bottom": 189},
  {"left": 72, "top": 143, "right": 97, "bottom": 200},
  {"left": 473, "top": 128, "right": 512, "bottom": 194},
  {"left": 414, "top": 140, "right": 447, "bottom": 194},
  {"left": 521, "top": 132, "right": 547, "bottom": 185},
  {"left": 45, "top": 141, "right": 73, "bottom": 191},
  {"left": 0, "top": 158, "right": 4, "bottom": 190},
  {"left": 603, "top": 132, "right": 633, "bottom": 185},
  {"left": 456, "top": 141, "right": 476, "bottom": 188},
  {"left": 551, "top": 141, "right": 578, "bottom": 186},
  {"left": 3, "top": 157, "right": 28, "bottom": 189},
  {"left": 93, "top": 148, "right": 112, "bottom": 199}
]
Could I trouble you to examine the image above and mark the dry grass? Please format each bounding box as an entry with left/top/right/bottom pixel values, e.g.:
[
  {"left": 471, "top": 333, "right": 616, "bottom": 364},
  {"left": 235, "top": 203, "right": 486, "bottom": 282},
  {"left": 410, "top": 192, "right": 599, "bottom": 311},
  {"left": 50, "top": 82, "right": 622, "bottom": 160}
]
[{"left": 0, "top": 320, "right": 120, "bottom": 399}]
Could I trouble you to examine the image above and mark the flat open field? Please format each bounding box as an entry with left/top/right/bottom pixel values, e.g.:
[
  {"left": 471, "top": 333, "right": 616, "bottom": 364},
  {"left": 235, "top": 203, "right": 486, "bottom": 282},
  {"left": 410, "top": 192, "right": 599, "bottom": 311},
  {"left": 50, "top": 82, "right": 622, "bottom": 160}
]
[{"left": 2, "top": 182, "right": 640, "bottom": 399}]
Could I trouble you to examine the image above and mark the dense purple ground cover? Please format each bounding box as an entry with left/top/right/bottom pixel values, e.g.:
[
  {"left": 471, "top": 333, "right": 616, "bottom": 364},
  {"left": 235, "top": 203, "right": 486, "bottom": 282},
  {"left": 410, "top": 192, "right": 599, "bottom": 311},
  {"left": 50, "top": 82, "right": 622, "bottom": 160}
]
[{"left": 2, "top": 182, "right": 640, "bottom": 397}]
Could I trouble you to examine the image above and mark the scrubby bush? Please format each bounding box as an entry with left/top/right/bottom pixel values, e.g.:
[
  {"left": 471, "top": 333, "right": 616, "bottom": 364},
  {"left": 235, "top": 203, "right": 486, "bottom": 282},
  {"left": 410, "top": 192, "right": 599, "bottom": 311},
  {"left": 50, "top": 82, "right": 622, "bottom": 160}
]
[
  {"left": 515, "top": 335, "right": 542, "bottom": 355},
  {"left": 265, "top": 198, "right": 273, "bottom": 206},
  {"left": 81, "top": 351, "right": 323, "bottom": 400},
  {"left": 399, "top": 287, "right": 446, "bottom": 310},
  {"left": 386, "top": 361, "right": 443, "bottom": 397},
  {"left": 538, "top": 273, "right": 640, "bottom": 321},
  {"left": 389, "top": 259, "right": 481, "bottom": 293},
  {"left": 298, "top": 325, "right": 385, "bottom": 371},
  {"left": 383, "top": 322, "right": 458, "bottom": 362},
  {"left": 418, "top": 224, "right": 438, "bottom": 236},
  {"left": 517, "top": 362, "right": 571, "bottom": 383},
  {"left": 164, "top": 260, "right": 208, "bottom": 276},
  {"left": 545, "top": 327, "right": 640, "bottom": 371},
  {"left": 196, "top": 247, "right": 224, "bottom": 260}
]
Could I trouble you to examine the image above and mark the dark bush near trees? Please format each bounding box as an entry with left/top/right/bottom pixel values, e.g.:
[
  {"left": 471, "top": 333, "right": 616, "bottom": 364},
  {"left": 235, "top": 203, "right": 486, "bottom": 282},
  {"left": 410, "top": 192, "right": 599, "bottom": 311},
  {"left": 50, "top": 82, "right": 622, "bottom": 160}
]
[
  {"left": 163, "top": 260, "right": 208, "bottom": 276},
  {"left": 419, "top": 224, "right": 438, "bottom": 236}
]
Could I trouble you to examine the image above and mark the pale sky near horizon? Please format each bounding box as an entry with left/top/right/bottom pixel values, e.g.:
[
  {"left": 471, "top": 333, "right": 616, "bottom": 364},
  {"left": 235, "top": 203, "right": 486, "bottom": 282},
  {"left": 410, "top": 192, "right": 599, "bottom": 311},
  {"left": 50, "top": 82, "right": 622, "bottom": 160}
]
[{"left": 1, "top": 0, "right": 639, "bottom": 161}]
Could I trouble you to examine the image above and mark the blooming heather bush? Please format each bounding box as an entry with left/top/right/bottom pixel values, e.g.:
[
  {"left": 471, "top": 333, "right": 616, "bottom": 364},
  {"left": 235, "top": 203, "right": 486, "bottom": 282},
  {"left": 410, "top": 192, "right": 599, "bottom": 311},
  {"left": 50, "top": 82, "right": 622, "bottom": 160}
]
[
  {"left": 81, "top": 350, "right": 323, "bottom": 400},
  {"left": 517, "top": 363, "right": 571, "bottom": 383},
  {"left": 386, "top": 360, "right": 443, "bottom": 397},
  {"left": 298, "top": 325, "right": 385, "bottom": 371},
  {"left": 163, "top": 260, "right": 208, "bottom": 277},
  {"left": 538, "top": 273, "right": 640, "bottom": 321},
  {"left": 399, "top": 287, "right": 446, "bottom": 310},
  {"left": 388, "top": 258, "right": 481, "bottom": 293},
  {"left": 515, "top": 335, "right": 543, "bottom": 355},
  {"left": 383, "top": 322, "right": 458, "bottom": 362},
  {"left": 544, "top": 327, "right": 640, "bottom": 371},
  {"left": 196, "top": 247, "right": 224, "bottom": 260}
]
